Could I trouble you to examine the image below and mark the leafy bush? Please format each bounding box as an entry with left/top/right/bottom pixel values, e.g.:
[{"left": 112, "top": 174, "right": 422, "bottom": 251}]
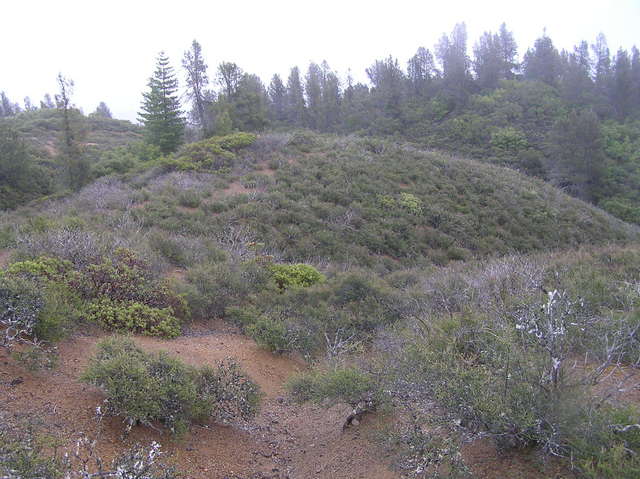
[
  {"left": 82, "top": 337, "right": 260, "bottom": 434},
  {"left": 246, "top": 317, "right": 291, "bottom": 353},
  {"left": 85, "top": 298, "right": 181, "bottom": 338},
  {"left": 572, "top": 406, "right": 640, "bottom": 478},
  {"left": 288, "top": 367, "right": 385, "bottom": 411},
  {"left": 0, "top": 277, "right": 44, "bottom": 349},
  {"left": 5, "top": 256, "right": 73, "bottom": 282},
  {"left": 0, "top": 426, "right": 60, "bottom": 479},
  {"left": 270, "top": 263, "right": 325, "bottom": 290},
  {"left": 168, "top": 132, "right": 257, "bottom": 171}
]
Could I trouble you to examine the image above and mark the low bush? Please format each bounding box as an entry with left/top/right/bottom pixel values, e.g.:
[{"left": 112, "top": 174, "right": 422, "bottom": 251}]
[
  {"left": 246, "top": 317, "right": 291, "bottom": 353},
  {"left": 85, "top": 298, "right": 181, "bottom": 338},
  {"left": 82, "top": 337, "right": 260, "bottom": 434},
  {"left": 288, "top": 367, "right": 385, "bottom": 414},
  {"left": 269, "top": 263, "right": 325, "bottom": 290},
  {"left": 0, "top": 426, "right": 60, "bottom": 479}
]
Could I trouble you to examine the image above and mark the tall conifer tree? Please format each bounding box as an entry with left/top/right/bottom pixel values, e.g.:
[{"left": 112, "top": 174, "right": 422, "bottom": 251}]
[{"left": 139, "top": 52, "right": 184, "bottom": 154}]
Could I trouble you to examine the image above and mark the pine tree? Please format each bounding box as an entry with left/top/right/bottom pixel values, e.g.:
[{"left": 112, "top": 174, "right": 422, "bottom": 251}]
[
  {"left": 285, "top": 66, "right": 306, "bottom": 126},
  {"left": 138, "top": 52, "right": 184, "bottom": 154},
  {"left": 523, "top": 33, "right": 561, "bottom": 86},
  {"left": 55, "top": 74, "right": 89, "bottom": 191},
  {"left": 182, "top": 40, "right": 210, "bottom": 135},
  {"left": 93, "top": 101, "right": 112, "bottom": 118},
  {"left": 267, "top": 74, "right": 287, "bottom": 124}
]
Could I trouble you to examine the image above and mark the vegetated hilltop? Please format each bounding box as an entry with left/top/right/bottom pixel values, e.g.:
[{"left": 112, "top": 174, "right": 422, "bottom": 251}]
[
  {"left": 2, "top": 131, "right": 637, "bottom": 270},
  {"left": 8, "top": 108, "right": 142, "bottom": 159}
]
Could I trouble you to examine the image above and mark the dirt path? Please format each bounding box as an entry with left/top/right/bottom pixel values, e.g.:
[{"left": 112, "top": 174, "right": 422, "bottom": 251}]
[{"left": 0, "top": 327, "right": 400, "bottom": 479}]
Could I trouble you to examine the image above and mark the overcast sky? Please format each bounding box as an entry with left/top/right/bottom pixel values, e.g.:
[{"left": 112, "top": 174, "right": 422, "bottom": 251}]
[{"left": 2, "top": 0, "right": 639, "bottom": 122}]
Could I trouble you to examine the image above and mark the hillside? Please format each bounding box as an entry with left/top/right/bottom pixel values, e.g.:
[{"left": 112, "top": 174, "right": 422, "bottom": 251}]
[
  {"left": 2, "top": 132, "right": 636, "bottom": 268},
  {"left": 1, "top": 132, "right": 639, "bottom": 479},
  {"left": 8, "top": 108, "right": 142, "bottom": 159}
]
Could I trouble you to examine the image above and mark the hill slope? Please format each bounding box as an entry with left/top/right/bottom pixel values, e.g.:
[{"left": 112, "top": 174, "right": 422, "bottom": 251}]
[{"left": 2, "top": 131, "right": 637, "bottom": 270}]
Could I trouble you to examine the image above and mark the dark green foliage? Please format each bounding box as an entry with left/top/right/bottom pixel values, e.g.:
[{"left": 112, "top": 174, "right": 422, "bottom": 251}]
[
  {"left": 139, "top": 52, "right": 185, "bottom": 154},
  {"left": 181, "top": 135, "right": 635, "bottom": 269},
  {"left": 0, "top": 122, "right": 51, "bottom": 209},
  {"left": 4, "top": 249, "right": 189, "bottom": 338},
  {"left": 82, "top": 337, "right": 260, "bottom": 434}
]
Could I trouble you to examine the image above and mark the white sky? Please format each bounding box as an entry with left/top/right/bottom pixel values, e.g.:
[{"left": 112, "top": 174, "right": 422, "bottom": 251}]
[{"left": 2, "top": 0, "right": 638, "bottom": 122}]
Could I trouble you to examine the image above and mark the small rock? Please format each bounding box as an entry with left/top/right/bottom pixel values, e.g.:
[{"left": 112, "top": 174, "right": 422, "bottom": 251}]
[
  {"left": 351, "top": 418, "right": 360, "bottom": 426},
  {"left": 9, "top": 377, "right": 23, "bottom": 386}
]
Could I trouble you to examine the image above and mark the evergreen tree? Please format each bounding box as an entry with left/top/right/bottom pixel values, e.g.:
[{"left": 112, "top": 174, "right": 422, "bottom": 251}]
[
  {"left": 267, "top": 74, "right": 287, "bottom": 124},
  {"left": 436, "top": 23, "right": 472, "bottom": 105},
  {"left": 320, "top": 61, "right": 341, "bottom": 131},
  {"left": 183, "top": 40, "right": 210, "bottom": 135},
  {"left": 93, "top": 101, "right": 112, "bottom": 118},
  {"left": 217, "top": 62, "right": 243, "bottom": 98},
  {"left": 138, "top": 52, "right": 184, "bottom": 154},
  {"left": 473, "top": 31, "right": 503, "bottom": 90},
  {"left": 305, "top": 62, "right": 323, "bottom": 129},
  {"left": 0, "top": 92, "right": 15, "bottom": 117},
  {"left": 55, "top": 74, "right": 89, "bottom": 191},
  {"left": 523, "top": 33, "right": 561, "bottom": 85},
  {"left": 498, "top": 23, "right": 519, "bottom": 80},
  {"left": 631, "top": 46, "right": 640, "bottom": 113},
  {"left": 285, "top": 66, "right": 306, "bottom": 126},
  {"left": 559, "top": 41, "right": 594, "bottom": 108},
  {"left": 407, "top": 47, "right": 436, "bottom": 96},
  {"left": 366, "top": 56, "right": 405, "bottom": 122},
  {"left": 547, "top": 109, "right": 604, "bottom": 201},
  {"left": 612, "top": 48, "right": 633, "bottom": 119},
  {"left": 231, "top": 73, "right": 269, "bottom": 131}
]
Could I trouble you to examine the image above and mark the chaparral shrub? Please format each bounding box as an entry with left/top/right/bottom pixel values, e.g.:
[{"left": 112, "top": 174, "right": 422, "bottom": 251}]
[{"left": 82, "top": 337, "right": 260, "bottom": 435}]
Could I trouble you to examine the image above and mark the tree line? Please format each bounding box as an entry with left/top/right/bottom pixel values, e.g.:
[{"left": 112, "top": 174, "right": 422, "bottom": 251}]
[{"left": 2, "top": 22, "right": 640, "bottom": 220}]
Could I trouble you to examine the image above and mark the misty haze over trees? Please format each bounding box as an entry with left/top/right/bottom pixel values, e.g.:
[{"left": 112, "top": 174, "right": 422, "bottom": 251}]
[{"left": 2, "top": 23, "right": 640, "bottom": 223}]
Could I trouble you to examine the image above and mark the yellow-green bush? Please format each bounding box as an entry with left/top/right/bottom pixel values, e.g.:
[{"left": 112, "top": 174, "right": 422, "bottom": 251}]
[
  {"left": 269, "top": 263, "right": 325, "bottom": 290},
  {"left": 85, "top": 298, "right": 181, "bottom": 338}
]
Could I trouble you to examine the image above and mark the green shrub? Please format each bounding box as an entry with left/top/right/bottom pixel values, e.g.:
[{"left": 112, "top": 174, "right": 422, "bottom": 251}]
[
  {"left": 177, "top": 190, "right": 202, "bottom": 208},
  {"left": 398, "top": 193, "right": 423, "bottom": 215},
  {"left": 0, "top": 427, "right": 60, "bottom": 479},
  {"left": 288, "top": 367, "right": 384, "bottom": 409},
  {"left": 183, "top": 262, "right": 247, "bottom": 319},
  {"left": 172, "top": 133, "right": 257, "bottom": 171},
  {"left": 85, "top": 298, "right": 181, "bottom": 338},
  {"left": 270, "top": 263, "right": 325, "bottom": 290},
  {"left": 572, "top": 406, "right": 640, "bottom": 478},
  {"left": 82, "top": 337, "right": 260, "bottom": 434},
  {"left": 148, "top": 233, "right": 187, "bottom": 266},
  {"left": 246, "top": 317, "right": 291, "bottom": 353},
  {"left": 5, "top": 256, "right": 73, "bottom": 283}
]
